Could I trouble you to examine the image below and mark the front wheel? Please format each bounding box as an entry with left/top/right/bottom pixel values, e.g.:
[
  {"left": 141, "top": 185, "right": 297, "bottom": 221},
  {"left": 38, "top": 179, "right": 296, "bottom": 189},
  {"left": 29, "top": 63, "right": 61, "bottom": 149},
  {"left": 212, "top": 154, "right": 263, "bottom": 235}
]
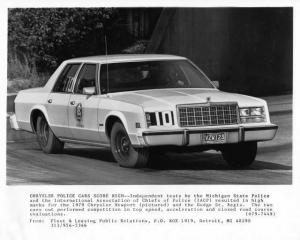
[
  {"left": 110, "top": 122, "right": 149, "bottom": 168},
  {"left": 36, "top": 115, "right": 64, "bottom": 153},
  {"left": 221, "top": 142, "right": 257, "bottom": 169}
]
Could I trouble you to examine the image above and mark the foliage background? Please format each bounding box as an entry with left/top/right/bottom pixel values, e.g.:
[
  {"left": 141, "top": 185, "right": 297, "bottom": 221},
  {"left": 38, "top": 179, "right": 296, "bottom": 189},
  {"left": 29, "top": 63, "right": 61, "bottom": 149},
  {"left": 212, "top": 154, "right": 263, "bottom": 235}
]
[{"left": 7, "top": 8, "right": 137, "bottom": 92}]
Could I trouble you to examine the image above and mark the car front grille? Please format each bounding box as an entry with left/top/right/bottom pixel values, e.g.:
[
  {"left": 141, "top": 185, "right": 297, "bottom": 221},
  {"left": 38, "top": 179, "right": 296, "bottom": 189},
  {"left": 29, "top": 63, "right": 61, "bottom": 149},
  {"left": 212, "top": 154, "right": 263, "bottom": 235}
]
[{"left": 178, "top": 103, "right": 239, "bottom": 127}]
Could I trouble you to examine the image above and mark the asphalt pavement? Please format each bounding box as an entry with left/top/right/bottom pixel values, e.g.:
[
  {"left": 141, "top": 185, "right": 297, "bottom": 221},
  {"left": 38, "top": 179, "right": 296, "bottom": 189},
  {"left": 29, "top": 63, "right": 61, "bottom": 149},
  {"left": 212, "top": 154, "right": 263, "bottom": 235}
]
[{"left": 6, "top": 95, "right": 292, "bottom": 185}]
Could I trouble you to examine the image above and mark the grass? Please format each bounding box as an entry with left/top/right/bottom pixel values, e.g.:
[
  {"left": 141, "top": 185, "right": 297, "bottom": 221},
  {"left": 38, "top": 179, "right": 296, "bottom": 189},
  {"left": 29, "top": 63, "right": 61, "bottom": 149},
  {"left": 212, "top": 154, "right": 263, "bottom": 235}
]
[{"left": 7, "top": 53, "right": 49, "bottom": 93}]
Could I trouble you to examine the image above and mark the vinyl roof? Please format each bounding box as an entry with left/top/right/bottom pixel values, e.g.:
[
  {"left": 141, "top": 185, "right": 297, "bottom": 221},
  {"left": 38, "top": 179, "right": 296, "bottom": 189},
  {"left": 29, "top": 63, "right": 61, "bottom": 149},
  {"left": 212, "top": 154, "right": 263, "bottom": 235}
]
[{"left": 65, "top": 54, "right": 186, "bottom": 63}]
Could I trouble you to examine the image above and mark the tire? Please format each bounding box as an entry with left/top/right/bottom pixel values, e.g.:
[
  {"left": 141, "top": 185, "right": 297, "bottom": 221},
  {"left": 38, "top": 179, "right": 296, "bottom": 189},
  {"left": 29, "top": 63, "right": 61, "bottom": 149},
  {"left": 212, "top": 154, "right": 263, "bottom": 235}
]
[
  {"left": 221, "top": 142, "right": 257, "bottom": 169},
  {"left": 110, "top": 122, "right": 149, "bottom": 168},
  {"left": 36, "top": 115, "right": 64, "bottom": 153}
]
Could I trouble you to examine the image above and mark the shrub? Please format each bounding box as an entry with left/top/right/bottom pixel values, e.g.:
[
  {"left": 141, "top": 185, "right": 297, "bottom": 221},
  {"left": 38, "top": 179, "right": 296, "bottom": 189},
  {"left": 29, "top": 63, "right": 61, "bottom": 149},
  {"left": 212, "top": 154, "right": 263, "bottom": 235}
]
[
  {"left": 8, "top": 8, "right": 132, "bottom": 73},
  {"left": 7, "top": 52, "right": 49, "bottom": 93},
  {"left": 122, "top": 40, "right": 148, "bottom": 54}
]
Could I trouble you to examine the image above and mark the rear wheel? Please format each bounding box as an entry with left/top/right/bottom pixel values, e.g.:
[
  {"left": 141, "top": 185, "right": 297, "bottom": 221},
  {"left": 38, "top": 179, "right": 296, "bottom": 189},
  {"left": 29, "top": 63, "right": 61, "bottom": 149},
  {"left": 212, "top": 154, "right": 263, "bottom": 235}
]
[
  {"left": 36, "top": 115, "right": 64, "bottom": 153},
  {"left": 110, "top": 122, "right": 149, "bottom": 168},
  {"left": 221, "top": 142, "right": 257, "bottom": 168}
]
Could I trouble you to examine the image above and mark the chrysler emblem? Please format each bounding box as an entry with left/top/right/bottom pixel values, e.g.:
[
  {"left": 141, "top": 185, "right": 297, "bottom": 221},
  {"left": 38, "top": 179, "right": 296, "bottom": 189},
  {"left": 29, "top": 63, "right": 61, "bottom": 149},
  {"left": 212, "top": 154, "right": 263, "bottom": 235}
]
[{"left": 206, "top": 97, "right": 211, "bottom": 103}]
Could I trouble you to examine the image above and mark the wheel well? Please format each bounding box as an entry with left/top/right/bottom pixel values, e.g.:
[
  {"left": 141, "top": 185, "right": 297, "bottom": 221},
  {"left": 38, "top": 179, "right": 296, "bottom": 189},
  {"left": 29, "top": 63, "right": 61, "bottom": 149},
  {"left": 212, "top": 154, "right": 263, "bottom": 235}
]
[
  {"left": 30, "top": 109, "right": 44, "bottom": 132},
  {"left": 105, "top": 116, "right": 122, "bottom": 139}
]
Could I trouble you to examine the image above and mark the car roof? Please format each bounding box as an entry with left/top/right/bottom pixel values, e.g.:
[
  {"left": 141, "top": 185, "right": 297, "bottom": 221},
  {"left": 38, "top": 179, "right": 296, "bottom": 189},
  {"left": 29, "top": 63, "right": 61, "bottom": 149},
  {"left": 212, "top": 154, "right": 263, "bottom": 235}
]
[{"left": 65, "top": 54, "right": 187, "bottom": 64}]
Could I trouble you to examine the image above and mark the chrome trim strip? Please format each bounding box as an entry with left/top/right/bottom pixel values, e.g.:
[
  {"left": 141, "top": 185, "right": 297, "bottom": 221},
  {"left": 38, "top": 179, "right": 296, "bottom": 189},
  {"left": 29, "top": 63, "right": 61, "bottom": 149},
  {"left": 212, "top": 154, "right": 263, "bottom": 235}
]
[
  {"left": 188, "top": 128, "right": 239, "bottom": 134},
  {"left": 142, "top": 125, "right": 277, "bottom": 137},
  {"left": 238, "top": 126, "right": 245, "bottom": 142},
  {"left": 244, "top": 125, "right": 278, "bottom": 131},
  {"left": 143, "top": 131, "right": 183, "bottom": 136},
  {"left": 176, "top": 101, "right": 238, "bottom": 108},
  {"left": 182, "top": 129, "right": 189, "bottom": 146},
  {"left": 143, "top": 127, "right": 240, "bottom": 136}
]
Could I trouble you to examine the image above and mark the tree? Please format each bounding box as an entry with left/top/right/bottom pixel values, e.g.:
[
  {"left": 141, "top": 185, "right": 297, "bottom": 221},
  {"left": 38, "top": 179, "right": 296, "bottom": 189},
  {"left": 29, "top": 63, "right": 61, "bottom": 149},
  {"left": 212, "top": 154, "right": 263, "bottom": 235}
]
[{"left": 8, "top": 8, "right": 134, "bottom": 73}]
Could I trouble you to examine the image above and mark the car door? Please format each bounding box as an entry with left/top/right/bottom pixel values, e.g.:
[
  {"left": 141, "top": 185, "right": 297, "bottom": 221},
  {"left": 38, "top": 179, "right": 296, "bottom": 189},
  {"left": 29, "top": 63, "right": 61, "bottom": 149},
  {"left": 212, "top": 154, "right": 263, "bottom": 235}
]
[
  {"left": 46, "top": 63, "right": 81, "bottom": 138},
  {"left": 68, "top": 63, "right": 101, "bottom": 143}
]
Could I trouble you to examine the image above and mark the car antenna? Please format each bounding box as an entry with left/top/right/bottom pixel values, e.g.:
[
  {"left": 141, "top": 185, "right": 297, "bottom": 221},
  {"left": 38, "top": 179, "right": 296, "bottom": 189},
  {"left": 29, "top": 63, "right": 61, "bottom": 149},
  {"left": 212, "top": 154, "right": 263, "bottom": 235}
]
[{"left": 105, "top": 35, "right": 109, "bottom": 94}]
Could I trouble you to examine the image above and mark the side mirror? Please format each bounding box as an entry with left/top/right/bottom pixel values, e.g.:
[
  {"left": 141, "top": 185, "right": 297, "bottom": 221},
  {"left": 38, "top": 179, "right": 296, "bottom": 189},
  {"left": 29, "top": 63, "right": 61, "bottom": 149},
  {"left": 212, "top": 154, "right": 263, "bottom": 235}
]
[
  {"left": 83, "top": 86, "right": 96, "bottom": 95},
  {"left": 212, "top": 81, "right": 219, "bottom": 89}
]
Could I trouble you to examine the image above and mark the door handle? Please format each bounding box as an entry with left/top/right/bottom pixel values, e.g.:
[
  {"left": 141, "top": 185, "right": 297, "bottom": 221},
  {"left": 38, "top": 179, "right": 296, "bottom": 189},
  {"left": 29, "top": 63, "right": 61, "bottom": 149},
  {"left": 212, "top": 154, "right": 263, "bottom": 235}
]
[
  {"left": 70, "top": 101, "right": 76, "bottom": 105},
  {"left": 48, "top": 99, "right": 52, "bottom": 103}
]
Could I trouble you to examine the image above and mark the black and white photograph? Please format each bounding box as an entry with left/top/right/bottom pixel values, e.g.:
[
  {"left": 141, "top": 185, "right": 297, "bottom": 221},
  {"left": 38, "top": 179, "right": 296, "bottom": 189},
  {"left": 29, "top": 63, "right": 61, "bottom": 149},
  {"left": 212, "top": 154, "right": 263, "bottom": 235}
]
[
  {"left": 1, "top": 1, "right": 299, "bottom": 240},
  {"left": 6, "top": 7, "right": 292, "bottom": 185}
]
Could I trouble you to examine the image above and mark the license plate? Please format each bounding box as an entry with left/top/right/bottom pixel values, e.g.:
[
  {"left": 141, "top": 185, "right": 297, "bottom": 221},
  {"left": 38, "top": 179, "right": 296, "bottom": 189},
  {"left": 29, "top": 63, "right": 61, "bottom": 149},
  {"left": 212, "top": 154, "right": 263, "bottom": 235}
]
[{"left": 203, "top": 132, "right": 226, "bottom": 144}]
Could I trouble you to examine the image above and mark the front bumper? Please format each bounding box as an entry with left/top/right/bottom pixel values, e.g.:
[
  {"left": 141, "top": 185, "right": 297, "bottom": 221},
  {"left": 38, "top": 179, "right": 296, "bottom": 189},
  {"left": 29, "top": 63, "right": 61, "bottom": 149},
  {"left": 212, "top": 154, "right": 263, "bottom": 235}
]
[{"left": 138, "top": 124, "right": 278, "bottom": 147}]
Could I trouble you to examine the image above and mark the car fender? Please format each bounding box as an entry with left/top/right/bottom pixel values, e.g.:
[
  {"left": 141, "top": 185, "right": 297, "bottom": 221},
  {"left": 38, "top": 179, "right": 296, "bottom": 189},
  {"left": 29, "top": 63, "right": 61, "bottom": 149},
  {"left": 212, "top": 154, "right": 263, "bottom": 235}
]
[
  {"left": 29, "top": 104, "right": 51, "bottom": 127},
  {"left": 104, "top": 111, "right": 130, "bottom": 133}
]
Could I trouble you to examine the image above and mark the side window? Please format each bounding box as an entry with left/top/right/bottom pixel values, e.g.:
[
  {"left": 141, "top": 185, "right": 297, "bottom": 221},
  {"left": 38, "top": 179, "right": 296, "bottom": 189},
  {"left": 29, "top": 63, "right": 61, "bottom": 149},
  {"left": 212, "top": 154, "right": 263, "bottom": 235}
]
[
  {"left": 53, "top": 64, "right": 80, "bottom": 93},
  {"left": 74, "top": 64, "right": 97, "bottom": 94}
]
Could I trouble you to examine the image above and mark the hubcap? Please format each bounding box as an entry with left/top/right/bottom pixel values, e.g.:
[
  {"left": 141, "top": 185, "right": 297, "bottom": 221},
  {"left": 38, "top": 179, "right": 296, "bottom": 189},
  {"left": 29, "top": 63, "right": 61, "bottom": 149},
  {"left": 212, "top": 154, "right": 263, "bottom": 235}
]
[
  {"left": 116, "top": 131, "right": 131, "bottom": 158},
  {"left": 121, "top": 137, "right": 130, "bottom": 153}
]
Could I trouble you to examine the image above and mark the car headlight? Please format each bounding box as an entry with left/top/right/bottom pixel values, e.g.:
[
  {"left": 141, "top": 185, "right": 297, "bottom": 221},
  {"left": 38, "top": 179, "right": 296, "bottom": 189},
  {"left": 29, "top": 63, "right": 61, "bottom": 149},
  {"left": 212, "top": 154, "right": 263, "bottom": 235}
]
[
  {"left": 145, "top": 111, "right": 174, "bottom": 127},
  {"left": 145, "top": 112, "right": 157, "bottom": 126},
  {"left": 250, "top": 107, "right": 264, "bottom": 116},
  {"left": 240, "top": 108, "right": 250, "bottom": 117},
  {"left": 239, "top": 107, "right": 265, "bottom": 123}
]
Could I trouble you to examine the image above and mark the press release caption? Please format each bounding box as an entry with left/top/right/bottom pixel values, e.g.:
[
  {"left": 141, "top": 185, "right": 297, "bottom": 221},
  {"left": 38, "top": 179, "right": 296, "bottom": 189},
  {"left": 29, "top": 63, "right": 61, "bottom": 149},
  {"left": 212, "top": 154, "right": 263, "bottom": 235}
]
[{"left": 29, "top": 193, "right": 276, "bottom": 228}]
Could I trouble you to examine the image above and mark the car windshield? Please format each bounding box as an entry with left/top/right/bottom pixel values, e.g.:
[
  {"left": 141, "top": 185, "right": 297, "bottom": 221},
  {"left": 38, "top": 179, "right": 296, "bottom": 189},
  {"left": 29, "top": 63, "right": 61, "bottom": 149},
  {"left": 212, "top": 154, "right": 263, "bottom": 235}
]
[{"left": 100, "top": 60, "right": 214, "bottom": 93}]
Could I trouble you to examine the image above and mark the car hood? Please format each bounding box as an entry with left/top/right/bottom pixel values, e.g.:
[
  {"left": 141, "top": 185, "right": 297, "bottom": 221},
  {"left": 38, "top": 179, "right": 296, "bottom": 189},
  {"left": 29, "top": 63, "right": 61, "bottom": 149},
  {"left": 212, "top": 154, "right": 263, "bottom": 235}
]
[{"left": 108, "top": 88, "right": 265, "bottom": 111}]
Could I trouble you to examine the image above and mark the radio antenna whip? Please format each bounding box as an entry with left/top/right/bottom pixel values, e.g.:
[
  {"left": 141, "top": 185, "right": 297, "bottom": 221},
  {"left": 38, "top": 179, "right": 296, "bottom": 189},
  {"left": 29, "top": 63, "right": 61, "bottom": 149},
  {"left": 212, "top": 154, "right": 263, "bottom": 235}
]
[{"left": 105, "top": 35, "right": 109, "bottom": 93}]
